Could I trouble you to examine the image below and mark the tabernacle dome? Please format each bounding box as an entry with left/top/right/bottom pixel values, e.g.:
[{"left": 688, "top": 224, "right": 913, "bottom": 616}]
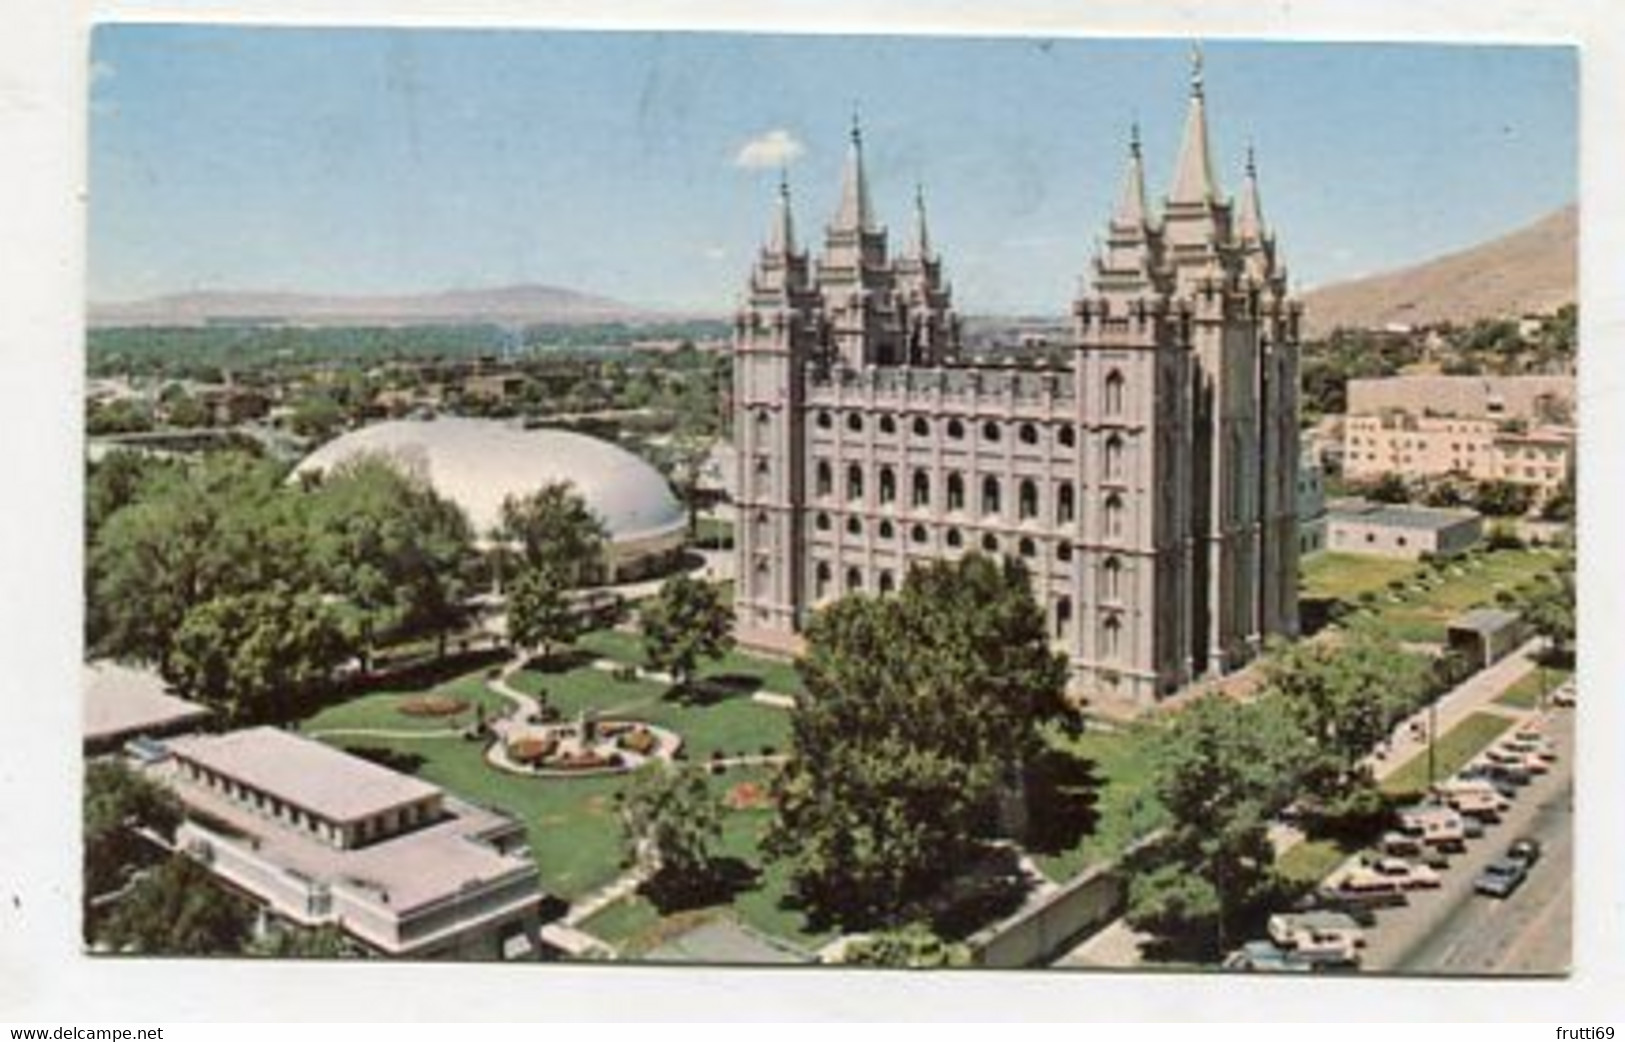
[{"left": 293, "top": 417, "right": 687, "bottom": 581}]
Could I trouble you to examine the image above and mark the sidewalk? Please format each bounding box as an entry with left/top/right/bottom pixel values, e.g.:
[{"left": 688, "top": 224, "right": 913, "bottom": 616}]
[{"left": 1053, "top": 639, "right": 1545, "bottom": 969}]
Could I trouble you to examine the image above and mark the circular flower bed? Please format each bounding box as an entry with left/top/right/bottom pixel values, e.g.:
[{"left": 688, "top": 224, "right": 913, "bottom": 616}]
[
  {"left": 507, "top": 736, "right": 559, "bottom": 765},
  {"left": 398, "top": 694, "right": 470, "bottom": 718}
]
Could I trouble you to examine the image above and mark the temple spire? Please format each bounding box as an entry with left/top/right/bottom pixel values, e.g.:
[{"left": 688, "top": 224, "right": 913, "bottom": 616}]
[
  {"left": 767, "top": 168, "right": 797, "bottom": 255},
  {"left": 911, "top": 183, "right": 932, "bottom": 258},
  {"left": 1236, "top": 144, "right": 1266, "bottom": 243},
  {"left": 1112, "top": 122, "right": 1149, "bottom": 229},
  {"left": 1169, "top": 44, "right": 1218, "bottom": 205},
  {"left": 833, "top": 110, "right": 874, "bottom": 232}
]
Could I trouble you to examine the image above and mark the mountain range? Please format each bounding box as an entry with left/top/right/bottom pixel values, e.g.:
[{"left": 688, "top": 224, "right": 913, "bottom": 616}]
[
  {"left": 88, "top": 284, "right": 678, "bottom": 328},
  {"left": 1299, "top": 205, "right": 1576, "bottom": 336}
]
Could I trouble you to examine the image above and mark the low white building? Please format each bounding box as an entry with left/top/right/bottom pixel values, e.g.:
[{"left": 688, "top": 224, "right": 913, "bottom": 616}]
[
  {"left": 1324, "top": 501, "right": 1482, "bottom": 560},
  {"left": 152, "top": 727, "right": 545, "bottom": 960}
]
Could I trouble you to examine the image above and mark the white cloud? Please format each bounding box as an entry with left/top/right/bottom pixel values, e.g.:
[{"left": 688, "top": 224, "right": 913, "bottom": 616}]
[
  {"left": 91, "top": 60, "right": 115, "bottom": 85},
  {"left": 700, "top": 246, "right": 728, "bottom": 262},
  {"left": 734, "top": 128, "right": 805, "bottom": 170}
]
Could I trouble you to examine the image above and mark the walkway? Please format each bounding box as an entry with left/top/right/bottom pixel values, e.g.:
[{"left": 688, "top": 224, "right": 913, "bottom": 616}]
[{"left": 1055, "top": 639, "right": 1546, "bottom": 969}]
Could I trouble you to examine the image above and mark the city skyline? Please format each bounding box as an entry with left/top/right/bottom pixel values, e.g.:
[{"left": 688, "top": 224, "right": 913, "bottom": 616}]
[{"left": 89, "top": 28, "right": 1576, "bottom": 313}]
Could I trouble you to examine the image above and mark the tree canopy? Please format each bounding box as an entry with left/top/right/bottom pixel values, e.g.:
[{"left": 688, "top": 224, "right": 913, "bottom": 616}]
[
  {"left": 766, "top": 553, "right": 1071, "bottom": 927},
  {"left": 640, "top": 575, "right": 733, "bottom": 691},
  {"left": 498, "top": 481, "right": 607, "bottom": 582},
  {"left": 102, "top": 855, "right": 256, "bottom": 956},
  {"left": 506, "top": 561, "right": 581, "bottom": 663},
  {"left": 619, "top": 763, "right": 724, "bottom": 906},
  {"left": 83, "top": 760, "right": 181, "bottom": 904}
]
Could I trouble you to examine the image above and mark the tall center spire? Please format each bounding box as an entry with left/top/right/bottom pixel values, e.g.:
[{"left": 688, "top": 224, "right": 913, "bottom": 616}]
[
  {"left": 1169, "top": 44, "right": 1218, "bottom": 205},
  {"left": 833, "top": 110, "right": 874, "bottom": 232}
]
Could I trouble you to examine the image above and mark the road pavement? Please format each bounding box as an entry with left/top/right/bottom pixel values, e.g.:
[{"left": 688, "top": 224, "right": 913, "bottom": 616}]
[{"left": 1377, "top": 708, "right": 1573, "bottom": 975}]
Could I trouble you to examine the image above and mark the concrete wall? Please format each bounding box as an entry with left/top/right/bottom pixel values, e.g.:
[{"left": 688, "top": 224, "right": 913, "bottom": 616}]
[{"left": 967, "top": 851, "right": 1138, "bottom": 968}]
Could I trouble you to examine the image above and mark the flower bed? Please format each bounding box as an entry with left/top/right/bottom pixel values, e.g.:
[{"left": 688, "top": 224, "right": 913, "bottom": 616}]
[
  {"left": 507, "top": 736, "right": 559, "bottom": 765},
  {"left": 397, "top": 695, "right": 469, "bottom": 718},
  {"left": 724, "top": 780, "right": 773, "bottom": 811},
  {"left": 616, "top": 727, "right": 658, "bottom": 756}
]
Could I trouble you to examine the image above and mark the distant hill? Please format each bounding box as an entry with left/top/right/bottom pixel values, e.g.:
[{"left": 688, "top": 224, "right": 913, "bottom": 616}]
[
  {"left": 88, "top": 284, "right": 695, "bottom": 328},
  {"left": 1300, "top": 205, "right": 1576, "bottom": 337}
]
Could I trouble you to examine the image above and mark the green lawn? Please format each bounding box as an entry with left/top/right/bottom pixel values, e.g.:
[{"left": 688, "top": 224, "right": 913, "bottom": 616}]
[
  {"left": 1301, "top": 552, "right": 1419, "bottom": 602},
  {"left": 1496, "top": 665, "right": 1573, "bottom": 710},
  {"left": 1275, "top": 838, "right": 1355, "bottom": 886},
  {"left": 1030, "top": 722, "right": 1165, "bottom": 884},
  {"left": 1310, "top": 548, "right": 1557, "bottom": 646},
  {"left": 298, "top": 672, "right": 509, "bottom": 735},
  {"left": 574, "top": 627, "right": 807, "bottom": 697},
  {"left": 1380, "top": 711, "right": 1514, "bottom": 796}
]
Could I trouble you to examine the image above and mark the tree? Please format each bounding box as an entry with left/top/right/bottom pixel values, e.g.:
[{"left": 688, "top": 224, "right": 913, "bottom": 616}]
[
  {"left": 304, "top": 454, "right": 477, "bottom": 659},
  {"left": 640, "top": 574, "right": 733, "bottom": 691},
  {"left": 842, "top": 923, "right": 973, "bottom": 968},
  {"left": 87, "top": 452, "right": 312, "bottom": 670},
  {"left": 1474, "top": 479, "right": 1535, "bottom": 518},
  {"left": 765, "top": 554, "right": 1071, "bottom": 927},
  {"left": 167, "top": 587, "right": 351, "bottom": 723},
  {"left": 101, "top": 855, "right": 255, "bottom": 956},
  {"left": 289, "top": 393, "right": 346, "bottom": 441},
  {"left": 619, "top": 763, "right": 723, "bottom": 904},
  {"left": 498, "top": 481, "right": 608, "bottom": 585},
  {"left": 164, "top": 393, "right": 214, "bottom": 429},
  {"left": 83, "top": 760, "right": 181, "bottom": 909},
  {"left": 1540, "top": 477, "right": 1575, "bottom": 523},
  {"left": 1126, "top": 695, "right": 1306, "bottom": 954},
  {"left": 1520, "top": 552, "right": 1576, "bottom": 663},
  {"left": 1367, "top": 472, "right": 1410, "bottom": 504},
  {"left": 1262, "top": 627, "right": 1430, "bottom": 809},
  {"left": 249, "top": 924, "right": 355, "bottom": 959},
  {"left": 506, "top": 562, "right": 581, "bottom": 663}
]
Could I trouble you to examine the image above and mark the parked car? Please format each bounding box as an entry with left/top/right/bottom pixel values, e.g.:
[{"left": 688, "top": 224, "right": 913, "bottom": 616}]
[
  {"left": 1475, "top": 857, "right": 1528, "bottom": 898},
  {"left": 1368, "top": 856, "right": 1442, "bottom": 890},
  {"left": 1268, "top": 911, "right": 1367, "bottom": 951},
  {"left": 1380, "top": 832, "right": 1424, "bottom": 858},
  {"left": 1442, "top": 783, "right": 1510, "bottom": 821},
  {"left": 1551, "top": 680, "right": 1576, "bottom": 708},
  {"left": 1455, "top": 766, "right": 1519, "bottom": 801},
  {"left": 1507, "top": 837, "right": 1543, "bottom": 867},
  {"left": 1291, "top": 891, "right": 1379, "bottom": 927},
  {"left": 1223, "top": 940, "right": 1316, "bottom": 973}
]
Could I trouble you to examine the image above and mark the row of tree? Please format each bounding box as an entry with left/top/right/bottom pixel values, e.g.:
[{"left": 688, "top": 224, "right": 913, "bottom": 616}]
[{"left": 87, "top": 448, "right": 610, "bottom": 724}]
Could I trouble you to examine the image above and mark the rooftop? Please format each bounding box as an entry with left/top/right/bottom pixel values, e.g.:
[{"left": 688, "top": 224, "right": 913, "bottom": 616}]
[
  {"left": 83, "top": 661, "right": 210, "bottom": 745},
  {"left": 166, "top": 726, "right": 441, "bottom": 824},
  {"left": 1449, "top": 608, "right": 1522, "bottom": 635},
  {"left": 1325, "top": 501, "right": 1480, "bottom": 532}
]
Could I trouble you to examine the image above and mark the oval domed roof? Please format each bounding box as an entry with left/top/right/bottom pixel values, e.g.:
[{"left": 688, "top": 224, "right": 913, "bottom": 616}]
[{"left": 293, "top": 417, "right": 686, "bottom": 544}]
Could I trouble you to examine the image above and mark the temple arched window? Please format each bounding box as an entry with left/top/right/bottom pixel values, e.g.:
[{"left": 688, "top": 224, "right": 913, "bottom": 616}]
[
  {"left": 1019, "top": 423, "right": 1039, "bottom": 446},
  {"left": 817, "top": 411, "right": 833, "bottom": 430},
  {"left": 845, "top": 567, "right": 863, "bottom": 593},
  {"left": 1057, "top": 483, "right": 1076, "bottom": 524},
  {"left": 1104, "top": 370, "right": 1126, "bottom": 416},
  {"left": 878, "top": 571, "right": 896, "bottom": 595},
  {"left": 981, "top": 532, "right": 1000, "bottom": 554},
  {"left": 815, "top": 460, "right": 833, "bottom": 498},
  {"left": 814, "top": 561, "right": 832, "bottom": 599},
  {"left": 910, "top": 524, "right": 929, "bottom": 545},
  {"left": 947, "top": 472, "right": 966, "bottom": 511},
  {"left": 913, "top": 416, "right": 931, "bottom": 437},
  {"left": 1103, "top": 493, "right": 1125, "bottom": 540},
  {"left": 946, "top": 528, "right": 964, "bottom": 549},
  {"left": 1100, "top": 614, "right": 1123, "bottom": 661},
  {"left": 948, "top": 419, "right": 965, "bottom": 440},
  {"left": 982, "top": 475, "right": 1002, "bottom": 516},
  {"left": 1058, "top": 424, "right": 1076, "bottom": 449},
  {"left": 982, "top": 421, "right": 1002, "bottom": 443},
  {"left": 1018, "top": 537, "right": 1037, "bottom": 558},
  {"left": 1104, "top": 434, "right": 1126, "bottom": 481},
  {"left": 1019, "top": 479, "right": 1039, "bottom": 520},
  {"left": 1100, "top": 555, "right": 1123, "bottom": 602},
  {"left": 1056, "top": 596, "right": 1073, "bottom": 640},
  {"left": 912, "top": 469, "right": 931, "bottom": 508},
  {"left": 846, "top": 516, "right": 862, "bottom": 537},
  {"left": 846, "top": 464, "right": 864, "bottom": 501},
  {"left": 879, "top": 466, "right": 897, "bottom": 504},
  {"left": 847, "top": 412, "right": 864, "bottom": 433},
  {"left": 879, "top": 415, "right": 897, "bottom": 435},
  {"left": 815, "top": 512, "right": 831, "bottom": 532}
]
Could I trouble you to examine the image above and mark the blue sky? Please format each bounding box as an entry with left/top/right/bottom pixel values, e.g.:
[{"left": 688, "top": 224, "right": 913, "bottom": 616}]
[{"left": 88, "top": 27, "right": 1577, "bottom": 314}]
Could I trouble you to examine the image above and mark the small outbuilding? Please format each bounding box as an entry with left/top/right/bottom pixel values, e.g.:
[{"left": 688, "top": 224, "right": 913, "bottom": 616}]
[{"left": 1446, "top": 608, "right": 1526, "bottom": 671}]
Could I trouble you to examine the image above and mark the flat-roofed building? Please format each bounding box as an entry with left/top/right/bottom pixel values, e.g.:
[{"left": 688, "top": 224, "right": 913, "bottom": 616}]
[
  {"left": 1446, "top": 608, "right": 1526, "bottom": 670},
  {"left": 83, "top": 661, "right": 211, "bottom": 756},
  {"left": 153, "top": 727, "right": 545, "bottom": 959},
  {"left": 1342, "top": 412, "right": 1573, "bottom": 505},
  {"left": 1324, "top": 500, "right": 1482, "bottom": 560}
]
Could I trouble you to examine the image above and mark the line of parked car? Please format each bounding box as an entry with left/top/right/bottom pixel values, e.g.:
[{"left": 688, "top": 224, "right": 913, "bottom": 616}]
[{"left": 1222, "top": 709, "right": 1561, "bottom": 973}]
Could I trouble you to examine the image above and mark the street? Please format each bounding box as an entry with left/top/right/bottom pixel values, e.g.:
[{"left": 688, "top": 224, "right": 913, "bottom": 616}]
[{"left": 1363, "top": 705, "right": 1573, "bottom": 975}]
